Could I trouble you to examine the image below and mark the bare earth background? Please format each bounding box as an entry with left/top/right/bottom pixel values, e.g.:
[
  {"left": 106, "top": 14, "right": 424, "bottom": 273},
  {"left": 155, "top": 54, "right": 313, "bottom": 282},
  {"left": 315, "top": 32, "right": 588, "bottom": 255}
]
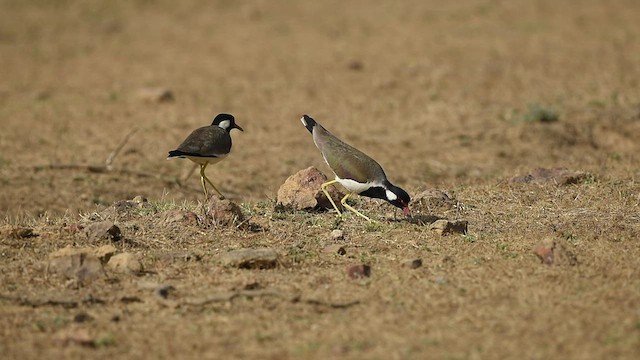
[{"left": 1, "top": 0, "right": 640, "bottom": 359}]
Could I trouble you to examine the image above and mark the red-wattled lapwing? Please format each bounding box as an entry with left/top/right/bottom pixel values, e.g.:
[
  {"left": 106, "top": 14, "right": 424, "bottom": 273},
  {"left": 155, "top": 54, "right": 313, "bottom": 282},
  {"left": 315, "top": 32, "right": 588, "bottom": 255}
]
[
  {"left": 300, "top": 114, "right": 411, "bottom": 221},
  {"left": 167, "top": 113, "right": 243, "bottom": 200}
]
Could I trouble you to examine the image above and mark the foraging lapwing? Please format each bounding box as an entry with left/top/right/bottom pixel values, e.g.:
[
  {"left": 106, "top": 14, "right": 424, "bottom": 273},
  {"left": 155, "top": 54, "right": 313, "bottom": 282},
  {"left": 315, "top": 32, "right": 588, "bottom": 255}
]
[
  {"left": 167, "top": 113, "right": 243, "bottom": 200},
  {"left": 300, "top": 114, "right": 410, "bottom": 221}
]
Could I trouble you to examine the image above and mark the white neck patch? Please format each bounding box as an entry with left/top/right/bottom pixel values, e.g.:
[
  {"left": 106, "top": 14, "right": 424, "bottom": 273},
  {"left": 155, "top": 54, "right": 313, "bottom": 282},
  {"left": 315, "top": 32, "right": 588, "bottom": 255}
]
[
  {"left": 218, "top": 120, "right": 231, "bottom": 130},
  {"left": 386, "top": 190, "right": 397, "bottom": 201}
]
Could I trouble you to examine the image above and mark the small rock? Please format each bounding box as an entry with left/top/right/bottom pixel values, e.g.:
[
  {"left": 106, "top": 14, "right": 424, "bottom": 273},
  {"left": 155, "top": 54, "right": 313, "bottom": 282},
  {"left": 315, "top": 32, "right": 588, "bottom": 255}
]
[
  {"left": 84, "top": 221, "right": 122, "bottom": 243},
  {"left": 73, "top": 312, "right": 93, "bottom": 323},
  {"left": 154, "top": 284, "right": 175, "bottom": 300},
  {"left": 48, "top": 246, "right": 105, "bottom": 283},
  {"left": 348, "top": 60, "right": 364, "bottom": 71},
  {"left": 511, "top": 168, "right": 590, "bottom": 185},
  {"left": 221, "top": 248, "right": 279, "bottom": 269},
  {"left": 107, "top": 253, "right": 143, "bottom": 274},
  {"left": 402, "top": 259, "right": 422, "bottom": 269},
  {"left": 135, "top": 87, "right": 175, "bottom": 103},
  {"left": 330, "top": 229, "right": 344, "bottom": 240},
  {"left": 160, "top": 209, "right": 200, "bottom": 225},
  {"left": 429, "top": 219, "right": 468, "bottom": 235},
  {"left": 323, "top": 244, "right": 347, "bottom": 256},
  {"left": 276, "top": 167, "right": 344, "bottom": 211},
  {"left": 411, "top": 189, "right": 455, "bottom": 214},
  {"left": 207, "top": 197, "right": 244, "bottom": 226},
  {"left": 94, "top": 245, "right": 117, "bottom": 264},
  {"left": 347, "top": 264, "right": 371, "bottom": 279},
  {"left": 533, "top": 238, "right": 577, "bottom": 266}
]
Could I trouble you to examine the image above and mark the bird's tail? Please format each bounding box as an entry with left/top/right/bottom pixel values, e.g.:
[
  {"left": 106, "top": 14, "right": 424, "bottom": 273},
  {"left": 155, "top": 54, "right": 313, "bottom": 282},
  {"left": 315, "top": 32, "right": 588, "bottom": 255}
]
[
  {"left": 300, "top": 115, "right": 317, "bottom": 134},
  {"left": 167, "top": 150, "right": 186, "bottom": 159}
]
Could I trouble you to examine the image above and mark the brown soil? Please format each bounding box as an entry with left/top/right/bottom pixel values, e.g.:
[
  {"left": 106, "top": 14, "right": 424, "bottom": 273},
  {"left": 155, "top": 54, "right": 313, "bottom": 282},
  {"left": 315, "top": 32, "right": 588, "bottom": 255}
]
[{"left": 1, "top": 1, "right": 639, "bottom": 359}]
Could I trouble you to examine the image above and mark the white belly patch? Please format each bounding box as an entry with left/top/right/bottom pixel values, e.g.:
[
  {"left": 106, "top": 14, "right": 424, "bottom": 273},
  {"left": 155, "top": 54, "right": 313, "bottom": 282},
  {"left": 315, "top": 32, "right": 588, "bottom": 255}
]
[
  {"left": 186, "top": 155, "right": 227, "bottom": 165},
  {"left": 335, "top": 177, "right": 379, "bottom": 194}
]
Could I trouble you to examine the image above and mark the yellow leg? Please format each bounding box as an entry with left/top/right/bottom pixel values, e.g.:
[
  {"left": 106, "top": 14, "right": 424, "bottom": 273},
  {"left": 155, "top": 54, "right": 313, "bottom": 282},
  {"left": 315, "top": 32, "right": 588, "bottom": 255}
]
[
  {"left": 340, "top": 193, "right": 372, "bottom": 222},
  {"left": 199, "top": 164, "right": 209, "bottom": 199},
  {"left": 199, "top": 163, "right": 225, "bottom": 200},
  {"left": 321, "top": 180, "right": 341, "bottom": 216}
]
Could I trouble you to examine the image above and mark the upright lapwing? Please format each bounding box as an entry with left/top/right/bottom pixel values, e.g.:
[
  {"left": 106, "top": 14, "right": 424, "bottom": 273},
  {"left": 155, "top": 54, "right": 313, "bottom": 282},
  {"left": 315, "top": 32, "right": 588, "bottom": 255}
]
[
  {"left": 168, "top": 113, "right": 243, "bottom": 200},
  {"left": 300, "top": 114, "right": 410, "bottom": 221}
]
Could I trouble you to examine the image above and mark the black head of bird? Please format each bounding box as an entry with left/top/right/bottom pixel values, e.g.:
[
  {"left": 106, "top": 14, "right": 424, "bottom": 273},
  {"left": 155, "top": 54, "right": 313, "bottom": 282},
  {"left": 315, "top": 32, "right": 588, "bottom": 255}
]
[
  {"left": 300, "top": 114, "right": 411, "bottom": 221},
  {"left": 167, "top": 113, "right": 243, "bottom": 200},
  {"left": 211, "top": 113, "right": 244, "bottom": 132}
]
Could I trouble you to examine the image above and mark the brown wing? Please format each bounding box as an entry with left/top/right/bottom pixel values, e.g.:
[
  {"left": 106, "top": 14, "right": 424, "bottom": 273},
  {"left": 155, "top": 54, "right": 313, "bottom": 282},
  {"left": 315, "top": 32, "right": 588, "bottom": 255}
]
[
  {"left": 312, "top": 125, "right": 386, "bottom": 183},
  {"left": 176, "top": 126, "right": 232, "bottom": 157}
]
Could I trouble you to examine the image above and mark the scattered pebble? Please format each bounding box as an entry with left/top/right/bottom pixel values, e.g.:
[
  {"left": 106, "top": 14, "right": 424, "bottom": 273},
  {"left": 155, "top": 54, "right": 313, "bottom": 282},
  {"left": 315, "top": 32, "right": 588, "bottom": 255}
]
[
  {"left": 107, "top": 253, "right": 143, "bottom": 274},
  {"left": 207, "top": 197, "right": 244, "bottom": 226},
  {"left": 84, "top": 220, "right": 122, "bottom": 243},
  {"left": 221, "top": 248, "right": 279, "bottom": 269},
  {"left": 347, "top": 264, "right": 371, "bottom": 279},
  {"left": 276, "top": 166, "right": 344, "bottom": 211},
  {"left": 402, "top": 258, "right": 423, "bottom": 269},
  {"left": 330, "top": 229, "right": 344, "bottom": 240},
  {"left": 135, "top": 87, "right": 175, "bottom": 103},
  {"left": 511, "top": 167, "right": 590, "bottom": 185},
  {"left": 429, "top": 219, "right": 468, "bottom": 235},
  {"left": 348, "top": 60, "right": 364, "bottom": 71},
  {"left": 73, "top": 312, "right": 93, "bottom": 323},
  {"left": 323, "top": 244, "right": 347, "bottom": 256},
  {"left": 533, "top": 238, "right": 577, "bottom": 266},
  {"left": 154, "top": 284, "right": 175, "bottom": 300}
]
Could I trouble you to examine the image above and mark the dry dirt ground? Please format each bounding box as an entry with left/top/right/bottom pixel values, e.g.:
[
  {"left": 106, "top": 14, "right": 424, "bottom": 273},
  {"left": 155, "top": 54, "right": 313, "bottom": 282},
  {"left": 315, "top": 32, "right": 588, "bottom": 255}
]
[{"left": 1, "top": 0, "right": 640, "bottom": 359}]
